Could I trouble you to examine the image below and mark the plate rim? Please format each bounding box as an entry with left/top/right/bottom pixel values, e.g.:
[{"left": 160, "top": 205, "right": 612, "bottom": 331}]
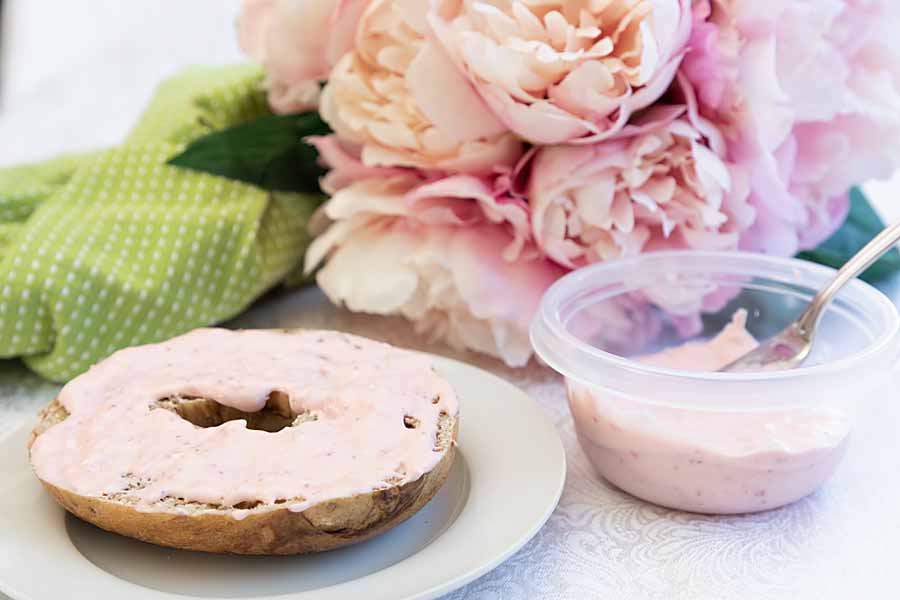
[{"left": 0, "top": 354, "right": 566, "bottom": 600}]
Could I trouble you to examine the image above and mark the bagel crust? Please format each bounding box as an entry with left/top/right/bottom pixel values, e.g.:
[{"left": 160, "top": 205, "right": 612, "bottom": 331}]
[{"left": 27, "top": 330, "right": 459, "bottom": 555}]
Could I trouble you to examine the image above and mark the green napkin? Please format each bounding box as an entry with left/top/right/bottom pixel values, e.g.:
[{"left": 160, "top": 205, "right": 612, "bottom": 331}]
[
  {"left": 0, "top": 65, "right": 321, "bottom": 382},
  {"left": 0, "top": 152, "right": 91, "bottom": 261}
]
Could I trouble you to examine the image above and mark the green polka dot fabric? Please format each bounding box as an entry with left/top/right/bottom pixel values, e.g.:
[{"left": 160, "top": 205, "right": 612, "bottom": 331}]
[
  {"left": 0, "top": 65, "right": 322, "bottom": 382},
  {"left": 127, "top": 65, "right": 270, "bottom": 146},
  {"left": 0, "top": 152, "right": 93, "bottom": 262}
]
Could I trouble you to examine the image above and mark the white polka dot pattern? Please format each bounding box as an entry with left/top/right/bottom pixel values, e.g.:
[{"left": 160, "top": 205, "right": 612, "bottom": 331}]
[{"left": 0, "top": 65, "right": 321, "bottom": 381}]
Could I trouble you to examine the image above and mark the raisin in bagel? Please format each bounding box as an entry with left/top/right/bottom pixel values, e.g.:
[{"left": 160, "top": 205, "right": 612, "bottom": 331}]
[{"left": 28, "top": 329, "right": 459, "bottom": 555}]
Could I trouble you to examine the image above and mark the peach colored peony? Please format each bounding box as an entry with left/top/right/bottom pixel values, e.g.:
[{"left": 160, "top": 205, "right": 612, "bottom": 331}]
[
  {"left": 429, "top": 0, "right": 693, "bottom": 144},
  {"left": 238, "top": 0, "right": 369, "bottom": 113},
  {"left": 319, "top": 0, "right": 523, "bottom": 173},
  {"left": 305, "top": 173, "right": 562, "bottom": 366},
  {"left": 682, "top": 0, "right": 900, "bottom": 256},
  {"left": 528, "top": 103, "right": 754, "bottom": 268}
]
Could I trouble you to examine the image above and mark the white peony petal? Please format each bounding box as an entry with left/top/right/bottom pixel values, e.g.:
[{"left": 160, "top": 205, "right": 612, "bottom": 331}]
[
  {"left": 691, "top": 141, "right": 732, "bottom": 202},
  {"left": 406, "top": 41, "right": 510, "bottom": 142},
  {"left": 323, "top": 176, "right": 420, "bottom": 220},
  {"left": 573, "top": 177, "right": 616, "bottom": 227},
  {"left": 394, "top": 0, "right": 430, "bottom": 34},
  {"left": 316, "top": 226, "right": 422, "bottom": 314}
]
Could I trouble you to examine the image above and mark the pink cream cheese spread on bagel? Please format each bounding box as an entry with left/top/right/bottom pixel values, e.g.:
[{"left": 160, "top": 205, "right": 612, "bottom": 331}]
[{"left": 30, "top": 329, "right": 460, "bottom": 520}]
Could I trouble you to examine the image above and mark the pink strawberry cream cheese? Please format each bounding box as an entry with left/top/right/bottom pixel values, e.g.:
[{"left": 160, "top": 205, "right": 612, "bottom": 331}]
[
  {"left": 29, "top": 329, "right": 459, "bottom": 519},
  {"left": 568, "top": 311, "right": 851, "bottom": 514}
]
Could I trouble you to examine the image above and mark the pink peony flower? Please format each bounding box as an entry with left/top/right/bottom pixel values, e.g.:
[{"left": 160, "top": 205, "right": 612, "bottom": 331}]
[
  {"left": 305, "top": 173, "right": 564, "bottom": 366},
  {"left": 528, "top": 103, "right": 754, "bottom": 268},
  {"left": 253, "top": 0, "right": 900, "bottom": 367},
  {"left": 428, "top": 0, "right": 694, "bottom": 144},
  {"left": 319, "top": 0, "right": 523, "bottom": 174},
  {"left": 682, "top": 0, "right": 900, "bottom": 256},
  {"left": 238, "top": 0, "right": 369, "bottom": 113}
]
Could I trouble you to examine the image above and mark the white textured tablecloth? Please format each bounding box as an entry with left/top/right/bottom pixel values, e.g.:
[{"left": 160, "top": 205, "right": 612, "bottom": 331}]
[{"left": 2, "top": 3, "right": 899, "bottom": 599}]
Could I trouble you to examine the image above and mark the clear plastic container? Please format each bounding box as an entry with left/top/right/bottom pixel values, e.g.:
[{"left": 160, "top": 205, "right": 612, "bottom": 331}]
[{"left": 531, "top": 251, "right": 900, "bottom": 514}]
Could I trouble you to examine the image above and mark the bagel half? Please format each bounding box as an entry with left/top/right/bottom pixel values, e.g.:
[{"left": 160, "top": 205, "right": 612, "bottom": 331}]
[
  {"left": 27, "top": 329, "right": 459, "bottom": 555},
  {"left": 29, "top": 397, "right": 457, "bottom": 555}
]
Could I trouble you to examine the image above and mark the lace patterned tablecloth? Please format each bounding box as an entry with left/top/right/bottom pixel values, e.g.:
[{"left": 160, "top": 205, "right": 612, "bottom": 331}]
[{"left": 2, "top": 286, "right": 899, "bottom": 600}]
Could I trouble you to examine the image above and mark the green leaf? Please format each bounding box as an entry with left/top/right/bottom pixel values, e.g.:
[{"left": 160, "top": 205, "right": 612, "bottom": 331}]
[
  {"left": 798, "top": 187, "right": 900, "bottom": 283},
  {"left": 167, "top": 112, "right": 331, "bottom": 194}
]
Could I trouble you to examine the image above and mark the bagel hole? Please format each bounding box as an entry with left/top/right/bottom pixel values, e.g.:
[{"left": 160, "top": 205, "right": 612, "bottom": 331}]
[{"left": 154, "top": 391, "right": 315, "bottom": 433}]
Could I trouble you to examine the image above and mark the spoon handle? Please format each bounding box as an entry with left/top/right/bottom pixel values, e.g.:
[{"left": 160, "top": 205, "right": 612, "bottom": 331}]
[{"left": 796, "top": 220, "right": 900, "bottom": 336}]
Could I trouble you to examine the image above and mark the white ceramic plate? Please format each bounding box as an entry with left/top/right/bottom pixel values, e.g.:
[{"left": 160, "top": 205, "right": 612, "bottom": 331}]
[{"left": 0, "top": 356, "right": 565, "bottom": 600}]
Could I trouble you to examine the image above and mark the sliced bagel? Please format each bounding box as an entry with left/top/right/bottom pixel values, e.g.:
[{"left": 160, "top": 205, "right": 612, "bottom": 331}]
[{"left": 28, "top": 329, "right": 459, "bottom": 555}]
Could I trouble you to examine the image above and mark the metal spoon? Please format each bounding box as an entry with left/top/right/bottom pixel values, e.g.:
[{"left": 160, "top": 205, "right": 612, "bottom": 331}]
[{"left": 721, "top": 221, "right": 900, "bottom": 373}]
